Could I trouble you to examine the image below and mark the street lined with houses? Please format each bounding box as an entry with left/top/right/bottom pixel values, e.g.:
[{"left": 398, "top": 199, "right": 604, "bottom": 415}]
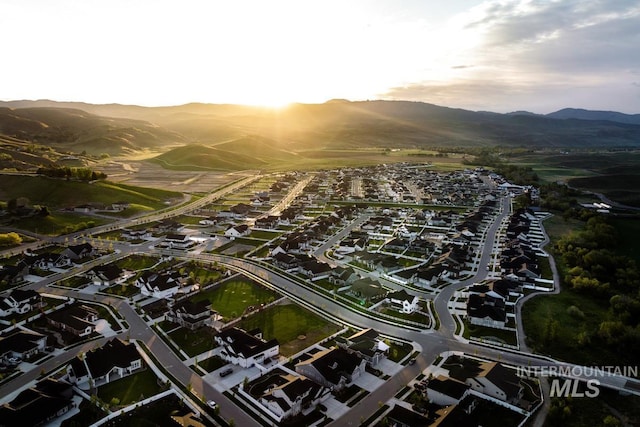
[{"left": 1, "top": 166, "right": 638, "bottom": 426}]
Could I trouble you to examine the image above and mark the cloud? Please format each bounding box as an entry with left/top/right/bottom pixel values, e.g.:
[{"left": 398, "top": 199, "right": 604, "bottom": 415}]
[{"left": 383, "top": 0, "right": 640, "bottom": 113}]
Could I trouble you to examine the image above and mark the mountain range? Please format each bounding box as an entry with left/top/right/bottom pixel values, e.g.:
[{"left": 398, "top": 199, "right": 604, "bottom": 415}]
[{"left": 1, "top": 99, "right": 639, "bottom": 169}]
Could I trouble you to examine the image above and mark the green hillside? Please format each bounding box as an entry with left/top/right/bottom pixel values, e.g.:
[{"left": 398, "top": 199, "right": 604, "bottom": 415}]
[
  {"left": 0, "top": 175, "right": 181, "bottom": 210},
  {"left": 150, "top": 143, "right": 271, "bottom": 170}
]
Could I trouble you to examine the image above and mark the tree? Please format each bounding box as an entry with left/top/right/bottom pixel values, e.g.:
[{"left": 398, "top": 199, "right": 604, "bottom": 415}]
[{"left": 0, "top": 232, "right": 22, "bottom": 247}]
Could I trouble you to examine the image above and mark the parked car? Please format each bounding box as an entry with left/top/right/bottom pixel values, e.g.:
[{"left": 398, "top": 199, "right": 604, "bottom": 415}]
[
  {"left": 207, "top": 400, "right": 217, "bottom": 408},
  {"left": 219, "top": 367, "right": 233, "bottom": 377}
]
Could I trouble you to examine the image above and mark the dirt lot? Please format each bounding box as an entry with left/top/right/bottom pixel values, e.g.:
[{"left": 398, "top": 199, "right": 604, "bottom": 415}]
[{"left": 98, "top": 160, "right": 255, "bottom": 193}]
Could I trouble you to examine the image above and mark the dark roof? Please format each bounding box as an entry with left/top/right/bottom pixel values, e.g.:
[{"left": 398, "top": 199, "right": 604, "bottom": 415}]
[
  {"left": 296, "top": 348, "right": 362, "bottom": 386},
  {"left": 172, "top": 300, "right": 210, "bottom": 316},
  {"left": 217, "top": 327, "right": 279, "bottom": 359},
  {"left": 0, "top": 330, "right": 46, "bottom": 356},
  {"left": 386, "top": 404, "right": 431, "bottom": 427},
  {"left": 477, "top": 362, "right": 521, "bottom": 400},
  {"left": 85, "top": 338, "right": 141, "bottom": 378},
  {"left": 428, "top": 375, "right": 470, "bottom": 400},
  {"left": 65, "top": 243, "right": 94, "bottom": 256},
  {"left": 7, "top": 289, "right": 39, "bottom": 303},
  {"left": 91, "top": 263, "right": 123, "bottom": 281},
  {"left": 387, "top": 289, "right": 416, "bottom": 303}
]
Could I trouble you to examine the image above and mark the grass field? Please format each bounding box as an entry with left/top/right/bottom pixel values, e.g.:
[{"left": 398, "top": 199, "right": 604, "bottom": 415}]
[
  {"left": 9, "top": 212, "right": 111, "bottom": 236},
  {"left": 168, "top": 326, "right": 217, "bottom": 357},
  {"left": 97, "top": 369, "right": 162, "bottom": 405},
  {"left": 188, "top": 276, "right": 279, "bottom": 320},
  {"left": 509, "top": 151, "right": 640, "bottom": 206},
  {"left": 0, "top": 175, "right": 181, "bottom": 210},
  {"left": 237, "top": 302, "right": 340, "bottom": 356}
]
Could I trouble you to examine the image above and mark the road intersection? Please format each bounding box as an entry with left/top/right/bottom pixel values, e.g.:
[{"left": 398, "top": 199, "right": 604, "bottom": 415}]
[{"left": 2, "top": 173, "right": 639, "bottom": 427}]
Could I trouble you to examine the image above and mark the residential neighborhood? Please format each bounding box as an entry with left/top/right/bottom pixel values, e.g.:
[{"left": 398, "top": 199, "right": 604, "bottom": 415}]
[{"left": 0, "top": 164, "right": 634, "bottom": 427}]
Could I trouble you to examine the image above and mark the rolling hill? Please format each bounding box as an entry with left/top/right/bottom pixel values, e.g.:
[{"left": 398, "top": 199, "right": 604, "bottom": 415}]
[{"left": 2, "top": 100, "right": 640, "bottom": 171}]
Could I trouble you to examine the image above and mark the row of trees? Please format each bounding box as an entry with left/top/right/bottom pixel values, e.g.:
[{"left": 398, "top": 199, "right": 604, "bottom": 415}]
[
  {"left": 37, "top": 166, "right": 107, "bottom": 181},
  {"left": 553, "top": 216, "right": 640, "bottom": 353}
]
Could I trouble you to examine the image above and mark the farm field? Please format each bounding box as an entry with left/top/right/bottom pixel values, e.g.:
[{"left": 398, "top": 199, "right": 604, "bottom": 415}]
[{"left": 509, "top": 151, "right": 640, "bottom": 207}]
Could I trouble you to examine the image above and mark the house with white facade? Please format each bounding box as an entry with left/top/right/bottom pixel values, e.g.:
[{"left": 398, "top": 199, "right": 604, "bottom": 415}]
[
  {"left": 224, "top": 224, "right": 251, "bottom": 239},
  {"left": 252, "top": 372, "right": 330, "bottom": 422},
  {"left": 0, "top": 289, "right": 43, "bottom": 317},
  {"left": 465, "top": 361, "right": 523, "bottom": 404},
  {"left": 295, "top": 348, "right": 366, "bottom": 392},
  {"left": 335, "top": 328, "right": 389, "bottom": 367},
  {"left": 215, "top": 327, "right": 279, "bottom": 368},
  {"left": 66, "top": 338, "right": 143, "bottom": 389},
  {"left": 166, "top": 300, "right": 212, "bottom": 330},
  {"left": 136, "top": 271, "right": 190, "bottom": 299},
  {"left": 387, "top": 289, "right": 420, "bottom": 314}
]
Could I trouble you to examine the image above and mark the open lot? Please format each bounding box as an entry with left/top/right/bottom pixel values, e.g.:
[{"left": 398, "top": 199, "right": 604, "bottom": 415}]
[
  {"left": 237, "top": 301, "right": 340, "bottom": 356},
  {"left": 188, "top": 275, "right": 279, "bottom": 321}
]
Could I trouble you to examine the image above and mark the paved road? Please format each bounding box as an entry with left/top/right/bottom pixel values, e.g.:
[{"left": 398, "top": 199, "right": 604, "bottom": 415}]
[{"left": 4, "top": 179, "right": 639, "bottom": 426}]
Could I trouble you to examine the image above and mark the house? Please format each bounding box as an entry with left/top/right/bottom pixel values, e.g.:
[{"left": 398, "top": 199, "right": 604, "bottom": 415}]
[
  {"left": 155, "top": 219, "right": 182, "bottom": 233},
  {"left": 47, "top": 304, "right": 98, "bottom": 337},
  {"left": 0, "top": 378, "right": 74, "bottom": 426},
  {"left": 166, "top": 300, "right": 212, "bottom": 330},
  {"left": 164, "top": 233, "right": 195, "bottom": 249},
  {"left": 25, "top": 252, "right": 72, "bottom": 271},
  {"left": 426, "top": 375, "right": 471, "bottom": 406},
  {"left": 0, "top": 289, "right": 43, "bottom": 317},
  {"left": 348, "top": 278, "right": 387, "bottom": 304},
  {"left": 136, "top": 270, "right": 189, "bottom": 299},
  {"left": 295, "top": 347, "right": 366, "bottom": 391},
  {"left": 466, "top": 292, "right": 507, "bottom": 329},
  {"left": 335, "top": 328, "right": 389, "bottom": 366},
  {"left": 299, "top": 260, "right": 332, "bottom": 280},
  {"left": 255, "top": 215, "right": 280, "bottom": 229},
  {"left": 252, "top": 372, "right": 330, "bottom": 422},
  {"left": 271, "top": 253, "right": 304, "bottom": 270},
  {"left": 87, "top": 263, "right": 125, "bottom": 286},
  {"left": 329, "top": 266, "right": 360, "bottom": 287},
  {"left": 198, "top": 216, "right": 218, "bottom": 226},
  {"left": 230, "top": 203, "right": 252, "bottom": 217},
  {"left": 0, "top": 262, "right": 30, "bottom": 285},
  {"left": 215, "top": 327, "right": 279, "bottom": 368},
  {"left": 414, "top": 265, "right": 449, "bottom": 287},
  {"left": 121, "top": 228, "right": 152, "bottom": 240},
  {"left": 465, "top": 362, "right": 523, "bottom": 404},
  {"left": 67, "top": 338, "right": 143, "bottom": 389},
  {"left": 387, "top": 290, "right": 420, "bottom": 314},
  {"left": 0, "top": 329, "right": 47, "bottom": 361},
  {"left": 385, "top": 404, "right": 434, "bottom": 427},
  {"left": 224, "top": 224, "right": 251, "bottom": 239},
  {"left": 61, "top": 243, "right": 97, "bottom": 261}
]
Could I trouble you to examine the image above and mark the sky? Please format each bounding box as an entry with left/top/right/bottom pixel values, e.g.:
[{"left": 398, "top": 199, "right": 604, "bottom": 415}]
[{"left": 1, "top": 0, "right": 639, "bottom": 113}]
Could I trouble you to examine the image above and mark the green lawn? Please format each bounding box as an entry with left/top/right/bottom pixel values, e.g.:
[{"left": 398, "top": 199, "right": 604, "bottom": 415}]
[
  {"left": 237, "top": 302, "right": 339, "bottom": 356},
  {"left": 189, "top": 276, "right": 279, "bottom": 321},
  {"left": 0, "top": 175, "right": 180, "bottom": 210},
  {"left": 116, "top": 254, "right": 161, "bottom": 270},
  {"left": 248, "top": 230, "right": 283, "bottom": 240},
  {"left": 97, "top": 369, "right": 162, "bottom": 405},
  {"left": 10, "top": 212, "right": 111, "bottom": 236},
  {"left": 103, "top": 283, "right": 139, "bottom": 298},
  {"left": 463, "top": 321, "right": 518, "bottom": 346},
  {"left": 387, "top": 341, "right": 413, "bottom": 362},
  {"left": 194, "top": 355, "right": 227, "bottom": 373},
  {"left": 168, "top": 326, "right": 218, "bottom": 357},
  {"left": 178, "top": 265, "right": 222, "bottom": 286}
]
